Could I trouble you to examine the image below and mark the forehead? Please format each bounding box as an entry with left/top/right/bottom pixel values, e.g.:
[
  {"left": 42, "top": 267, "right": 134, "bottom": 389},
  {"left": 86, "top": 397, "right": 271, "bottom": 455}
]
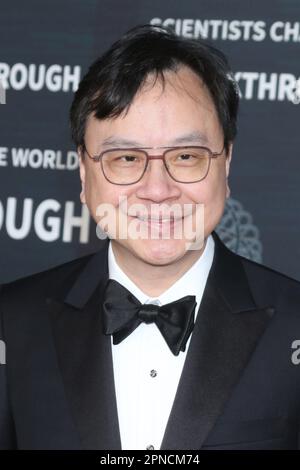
[
  {"left": 133, "top": 66, "right": 216, "bottom": 113},
  {"left": 85, "top": 66, "right": 223, "bottom": 147}
]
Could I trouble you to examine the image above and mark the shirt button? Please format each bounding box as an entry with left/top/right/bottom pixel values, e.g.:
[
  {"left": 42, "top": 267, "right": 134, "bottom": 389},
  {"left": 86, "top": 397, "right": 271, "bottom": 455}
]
[
  {"left": 146, "top": 444, "right": 155, "bottom": 450},
  {"left": 150, "top": 369, "right": 157, "bottom": 378}
]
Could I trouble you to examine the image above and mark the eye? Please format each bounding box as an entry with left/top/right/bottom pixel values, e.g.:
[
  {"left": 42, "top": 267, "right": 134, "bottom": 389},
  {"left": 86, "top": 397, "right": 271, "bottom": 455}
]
[
  {"left": 175, "top": 153, "right": 199, "bottom": 164},
  {"left": 117, "top": 155, "right": 138, "bottom": 162},
  {"left": 178, "top": 154, "right": 195, "bottom": 160},
  {"left": 113, "top": 154, "right": 142, "bottom": 164}
]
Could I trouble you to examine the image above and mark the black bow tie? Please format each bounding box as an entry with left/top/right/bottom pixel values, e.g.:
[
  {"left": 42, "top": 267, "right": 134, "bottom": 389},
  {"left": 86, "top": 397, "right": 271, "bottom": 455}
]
[{"left": 102, "top": 279, "right": 197, "bottom": 356}]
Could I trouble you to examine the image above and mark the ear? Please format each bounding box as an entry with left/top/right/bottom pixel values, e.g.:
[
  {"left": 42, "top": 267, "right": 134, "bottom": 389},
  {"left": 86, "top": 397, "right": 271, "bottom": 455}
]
[
  {"left": 78, "top": 146, "right": 86, "bottom": 204},
  {"left": 225, "top": 143, "right": 233, "bottom": 199}
]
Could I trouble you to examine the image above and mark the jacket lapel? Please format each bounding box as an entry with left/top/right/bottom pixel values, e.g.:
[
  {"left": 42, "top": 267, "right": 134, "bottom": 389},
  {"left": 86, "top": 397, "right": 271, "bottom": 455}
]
[
  {"left": 47, "top": 233, "right": 275, "bottom": 450},
  {"left": 47, "top": 239, "right": 122, "bottom": 450},
  {"left": 160, "top": 233, "right": 275, "bottom": 450}
]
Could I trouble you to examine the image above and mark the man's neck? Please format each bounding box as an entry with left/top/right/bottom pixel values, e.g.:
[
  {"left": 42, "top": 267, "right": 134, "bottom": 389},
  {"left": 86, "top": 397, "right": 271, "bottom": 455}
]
[{"left": 110, "top": 240, "right": 207, "bottom": 298}]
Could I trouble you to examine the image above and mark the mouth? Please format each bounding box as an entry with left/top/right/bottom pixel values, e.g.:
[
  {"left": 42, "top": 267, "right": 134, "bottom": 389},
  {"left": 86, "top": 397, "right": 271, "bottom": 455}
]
[
  {"left": 138, "top": 216, "right": 178, "bottom": 221},
  {"left": 129, "top": 215, "right": 188, "bottom": 234},
  {"left": 132, "top": 214, "right": 184, "bottom": 223}
]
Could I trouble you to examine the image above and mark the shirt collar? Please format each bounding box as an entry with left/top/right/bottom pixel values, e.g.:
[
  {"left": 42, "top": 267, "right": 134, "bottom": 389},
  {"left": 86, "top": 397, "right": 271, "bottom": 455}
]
[{"left": 108, "top": 235, "right": 215, "bottom": 320}]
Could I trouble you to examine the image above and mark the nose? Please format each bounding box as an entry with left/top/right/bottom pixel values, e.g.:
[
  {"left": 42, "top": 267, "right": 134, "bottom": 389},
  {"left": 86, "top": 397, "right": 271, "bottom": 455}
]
[{"left": 135, "top": 158, "right": 181, "bottom": 202}]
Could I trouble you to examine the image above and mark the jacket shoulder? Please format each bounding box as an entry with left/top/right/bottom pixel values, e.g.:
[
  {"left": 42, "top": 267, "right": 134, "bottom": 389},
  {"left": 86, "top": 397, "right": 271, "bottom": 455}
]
[
  {"left": 240, "top": 254, "right": 300, "bottom": 311},
  {"left": 0, "top": 252, "right": 98, "bottom": 304}
]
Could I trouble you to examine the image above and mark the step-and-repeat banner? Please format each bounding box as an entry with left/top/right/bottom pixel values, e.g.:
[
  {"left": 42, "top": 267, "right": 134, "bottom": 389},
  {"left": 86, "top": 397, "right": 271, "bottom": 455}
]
[{"left": 0, "top": 0, "right": 299, "bottom": 283}]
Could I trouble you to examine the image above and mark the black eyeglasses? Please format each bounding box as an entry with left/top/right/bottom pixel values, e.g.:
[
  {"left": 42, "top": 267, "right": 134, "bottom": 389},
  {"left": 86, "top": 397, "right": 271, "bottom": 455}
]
[{"left": 82, "top": 144, "right": 225, "bottom": 185}]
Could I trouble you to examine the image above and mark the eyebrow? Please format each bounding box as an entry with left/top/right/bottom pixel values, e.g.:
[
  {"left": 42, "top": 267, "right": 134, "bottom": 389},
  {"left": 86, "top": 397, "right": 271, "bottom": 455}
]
[{"left": 100, "top": 131, "right": 209, "bottom": 148}]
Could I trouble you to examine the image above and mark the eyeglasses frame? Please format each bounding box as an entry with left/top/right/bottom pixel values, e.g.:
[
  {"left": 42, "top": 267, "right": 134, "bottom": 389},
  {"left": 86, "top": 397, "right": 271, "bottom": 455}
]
[{"left": 82, "top": 144, "right": 225, "bottom": 185}]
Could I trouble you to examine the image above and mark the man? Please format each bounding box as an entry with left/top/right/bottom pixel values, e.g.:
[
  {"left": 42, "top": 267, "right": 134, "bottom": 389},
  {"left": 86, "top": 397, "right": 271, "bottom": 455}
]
[{"left": 0, "top": 25, "right": 300, "bottom": 450}]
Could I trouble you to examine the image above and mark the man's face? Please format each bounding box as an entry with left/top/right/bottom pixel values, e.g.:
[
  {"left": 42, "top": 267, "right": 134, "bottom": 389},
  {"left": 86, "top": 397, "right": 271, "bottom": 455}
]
[{"left": 79, "top": 66, "right": 232, "bottom": 266}]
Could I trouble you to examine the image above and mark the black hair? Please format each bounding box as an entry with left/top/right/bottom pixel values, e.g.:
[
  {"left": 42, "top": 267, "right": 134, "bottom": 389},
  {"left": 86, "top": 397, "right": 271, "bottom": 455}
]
[{"left": 70, "top": 24, "right": 239, "bottom": 154}]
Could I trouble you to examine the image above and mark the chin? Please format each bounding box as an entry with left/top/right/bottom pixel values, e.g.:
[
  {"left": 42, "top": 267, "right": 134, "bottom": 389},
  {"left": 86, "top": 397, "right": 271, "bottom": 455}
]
[{"left": 131, "top": 238, "right": 189, "bottom": 266}]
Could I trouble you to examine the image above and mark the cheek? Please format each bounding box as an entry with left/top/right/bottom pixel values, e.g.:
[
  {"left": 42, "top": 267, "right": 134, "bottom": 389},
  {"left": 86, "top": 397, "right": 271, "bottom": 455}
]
[
  {"left": 186, "top": 171, "right": 227, "bottom": 205},
  {"left": 84, "top": 170, "right": 112, "bottom": 215},
  {"left": 202, "top": 171, "right": 227, "bottom": 232},
  {"left": 185, "top": 167, "right": 227, "bottom": 233},
  {"left": 84, "top": 168, "right": 134, "bottom": 223},
  {"left": 204, "top": 175, "right": 227, "bottom": 205}
]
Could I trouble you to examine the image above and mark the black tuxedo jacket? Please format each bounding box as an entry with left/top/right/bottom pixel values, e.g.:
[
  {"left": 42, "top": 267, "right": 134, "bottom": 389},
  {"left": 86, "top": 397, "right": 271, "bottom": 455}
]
[{"left": 0, "top": 232, "right": 300, "bottom": 450}]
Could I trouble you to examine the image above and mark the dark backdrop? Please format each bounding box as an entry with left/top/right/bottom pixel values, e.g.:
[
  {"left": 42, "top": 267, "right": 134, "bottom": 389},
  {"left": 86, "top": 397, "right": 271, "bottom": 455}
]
[{"left": 0, "top": 0, "right": 299, "bottom": 283}]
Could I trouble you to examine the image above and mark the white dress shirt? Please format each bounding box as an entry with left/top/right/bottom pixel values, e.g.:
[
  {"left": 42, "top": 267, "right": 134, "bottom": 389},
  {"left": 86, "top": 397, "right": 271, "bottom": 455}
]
[{"left": 108, "top": 235, "right": 215, "bottom": 450}]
